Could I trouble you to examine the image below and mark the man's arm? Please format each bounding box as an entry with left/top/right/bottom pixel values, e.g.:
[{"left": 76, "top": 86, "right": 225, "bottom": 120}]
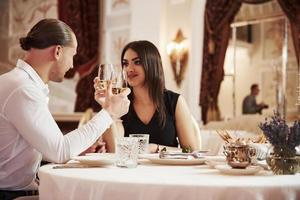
[{"left": 4, "top": 85, "right": 113, "bottom": 163}]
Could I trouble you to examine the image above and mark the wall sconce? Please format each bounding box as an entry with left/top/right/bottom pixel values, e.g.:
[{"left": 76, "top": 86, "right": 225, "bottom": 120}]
[{"left": 167, "top": 29, "right": 188, "bottom": 87}]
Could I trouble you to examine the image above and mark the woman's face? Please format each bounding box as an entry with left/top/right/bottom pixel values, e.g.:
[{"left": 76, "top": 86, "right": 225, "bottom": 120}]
[{"left": 122, "top": 48, "right": 146, "bottom": 88}]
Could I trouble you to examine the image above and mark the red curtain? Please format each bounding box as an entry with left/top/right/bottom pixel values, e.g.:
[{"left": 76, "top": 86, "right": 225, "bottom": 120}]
[
  {"left": 200, "top": 0, "right": 242, "bottom": 124},
  {"left": 200, "top": 0, "right": 300, "bottom": 124},
  {"left": 58, "top": 0, "right": 103, "bottom": 112},
  {"left": 277, "top": 0, "right": 300, "bottom": 64},
  {"left": 58, "top": 0, "right": 100, "bottom": 78}
]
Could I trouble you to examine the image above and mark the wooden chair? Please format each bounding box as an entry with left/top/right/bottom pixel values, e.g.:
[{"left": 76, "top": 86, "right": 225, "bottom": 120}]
[
  {"left": 78, "top": 108, "right": 94, "bottom": 128},
  {"left": 191, "top": 115, "right": 202, "bottom": 150}
]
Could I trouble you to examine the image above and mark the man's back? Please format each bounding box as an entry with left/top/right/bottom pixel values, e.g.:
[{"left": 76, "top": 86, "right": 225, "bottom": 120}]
[
  {"left": 0, "top": 62, "right": 45, "bottom": 190},
  {"left": 0, "top": 60, "right": 51, "bottom": 189}
]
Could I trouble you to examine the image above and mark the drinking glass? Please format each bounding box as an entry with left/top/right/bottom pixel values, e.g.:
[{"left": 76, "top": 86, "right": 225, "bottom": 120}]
[
  {"left": 97, "top": 63, "right": 114, "bottom": 92},
  {"left": 129, "top": 134, "right": 149, "bottom": 154},
  {"left": 111, "top": 64, "right": 127, "bottom": 94},
  {"left": 115, "top": 137, "right": 139, "bottom": 168}
]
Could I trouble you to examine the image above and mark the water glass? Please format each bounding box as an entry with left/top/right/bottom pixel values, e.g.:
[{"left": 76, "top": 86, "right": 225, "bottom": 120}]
[
  {"left": 115, "top": 137, "right": 139, "bottom": 168},
  {"left": 129, "top": 134, "right": 149, "bottom": 154}
]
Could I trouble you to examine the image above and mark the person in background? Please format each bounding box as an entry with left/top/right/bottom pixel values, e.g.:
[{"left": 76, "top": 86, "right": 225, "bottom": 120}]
[
  {"left": 242, "top": 83, "right": 268, "bottom": 114},
  {"left": 96, "top": 40, "right": 200, "bottom": 153},
  {"left": 0, "top": 18, "right": 130, "bottom": 200}
]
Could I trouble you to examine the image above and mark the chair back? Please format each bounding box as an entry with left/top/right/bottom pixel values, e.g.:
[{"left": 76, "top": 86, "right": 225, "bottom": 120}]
[
  {"left": 78, "top": 108, "right": 94, "bottom": 128},
  {"left": 191, "top": 115, "right": 202, "bottom": 150}
]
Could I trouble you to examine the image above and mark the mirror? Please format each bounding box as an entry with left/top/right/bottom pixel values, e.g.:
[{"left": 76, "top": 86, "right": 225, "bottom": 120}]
[{"left": 219, "top": 1, "right": 298, "bottom": 120}]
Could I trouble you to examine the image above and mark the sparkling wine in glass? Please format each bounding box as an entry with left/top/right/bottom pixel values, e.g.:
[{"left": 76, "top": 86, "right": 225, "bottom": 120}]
[
  {"left": 97, "top": 63, "right": 114, "bottom": 92},
  {"left": 112, "top": 64, "right": 128, "bottom": 95}
]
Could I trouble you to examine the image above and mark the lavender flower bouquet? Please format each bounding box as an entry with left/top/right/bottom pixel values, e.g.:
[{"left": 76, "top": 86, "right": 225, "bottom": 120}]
[
  {"left": 259, "top": 113, "right": 300, "bottom": 174},
  {"left": 259, "top": 113, "right": 300, "bottom": 157}
]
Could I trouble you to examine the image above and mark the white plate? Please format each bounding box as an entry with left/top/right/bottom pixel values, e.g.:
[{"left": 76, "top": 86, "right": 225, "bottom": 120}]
[
  {"left": 143, "top": 155, "right": 206, "bottom": 165},
  {"left": 138, "top": 153, "right": 158, "bottom": 159},
  {"left": 72, "top": 154, "right": 115, "bottom": 166},
  {"left": 85, "top": 153, "right": 114, "bottom": 157},
  {"left": 205, "top": 156, "right": 226, "bottom": 168},
  {"left": 215, "top": 165, "right": 263, "bottom": 175}
]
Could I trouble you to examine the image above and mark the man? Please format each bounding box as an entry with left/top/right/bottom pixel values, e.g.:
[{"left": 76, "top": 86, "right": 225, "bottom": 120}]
[
  {"left": 242, "top": 84, "right": 268, "bottom": 114},
  {"left": 0, "top": 19, "right": 130, "bottom": 199}
]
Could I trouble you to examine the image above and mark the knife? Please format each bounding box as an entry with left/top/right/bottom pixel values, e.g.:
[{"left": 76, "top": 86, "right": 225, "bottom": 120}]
[{"left": 52, "top": 164, "right": 97, "bottom": 169}]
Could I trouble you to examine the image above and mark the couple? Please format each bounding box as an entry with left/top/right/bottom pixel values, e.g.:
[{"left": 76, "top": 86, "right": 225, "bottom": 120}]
[{"left": 0, "top": 19, "right": 198, "bottom": 199}]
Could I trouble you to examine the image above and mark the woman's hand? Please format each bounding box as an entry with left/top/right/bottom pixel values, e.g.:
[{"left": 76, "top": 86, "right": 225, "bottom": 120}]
[{"left": 149, "top": 143, "right": 159, "bottom": 153}]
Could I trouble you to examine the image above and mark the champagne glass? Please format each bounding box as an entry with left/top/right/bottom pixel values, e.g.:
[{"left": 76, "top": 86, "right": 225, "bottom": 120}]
[
  {"left": 111, "top": 64, "right": 128, "bottom": 94},
  {"left": 97, "top": 63, "right": 114, "bottom": 92}
]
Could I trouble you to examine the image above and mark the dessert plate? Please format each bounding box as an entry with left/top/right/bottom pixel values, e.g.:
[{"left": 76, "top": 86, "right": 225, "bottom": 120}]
[
  {"left": 205, "top": 156, "right": 226, "bottom": 168},
  {"left": 138, "top": 153, "right": 156, "bottom": 159},
  {"left": 215, "top": 165, "right": 263, "bottom": 175},
  {"left": 85, "top": 153, "right": 114, "bottom": 156}
]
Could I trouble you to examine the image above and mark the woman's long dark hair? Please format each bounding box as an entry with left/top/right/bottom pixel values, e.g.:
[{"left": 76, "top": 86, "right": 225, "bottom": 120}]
[
  {"left": 19, "top": 18, "right": 74, "bottom": 51},
  {"left": 121, "top": 40, "right": 166, "bottom": 127}
]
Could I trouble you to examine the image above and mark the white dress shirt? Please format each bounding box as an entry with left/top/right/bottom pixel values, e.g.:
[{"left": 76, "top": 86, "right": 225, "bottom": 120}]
[{"left": 0, "top": 59, "right": 113, "bottom": 190}]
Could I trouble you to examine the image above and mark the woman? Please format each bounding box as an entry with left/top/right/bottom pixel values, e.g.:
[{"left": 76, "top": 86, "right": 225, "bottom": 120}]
[{"left": 101, "top": 40, "right": 200, "bottom": 153}]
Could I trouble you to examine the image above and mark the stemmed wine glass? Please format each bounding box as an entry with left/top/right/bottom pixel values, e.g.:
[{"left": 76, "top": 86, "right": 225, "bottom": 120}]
[
  {"left": 97, "top": 63, "right": 114, "bottom": 92},
  {"left": 111, "top": 64, "right": 128, "bottom": 94}
]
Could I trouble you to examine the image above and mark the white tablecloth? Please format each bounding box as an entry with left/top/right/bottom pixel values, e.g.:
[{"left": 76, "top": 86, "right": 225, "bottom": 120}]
[{"left": 38, "top": 161, "right": 300, "bottom": 200}]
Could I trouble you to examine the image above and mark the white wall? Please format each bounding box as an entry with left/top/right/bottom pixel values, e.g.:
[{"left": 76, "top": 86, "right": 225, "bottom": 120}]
[
  {"left": 187, "top": 0, "right": 206, "bottom": 123},
  {"left": 130, "top": 0, "right": 163, "bottom": 45}
]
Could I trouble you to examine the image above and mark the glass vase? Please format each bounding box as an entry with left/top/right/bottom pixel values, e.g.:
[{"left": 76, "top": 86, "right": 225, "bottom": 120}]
[{"left": 266, "top": 145, "right": 299, "bottom": 175}]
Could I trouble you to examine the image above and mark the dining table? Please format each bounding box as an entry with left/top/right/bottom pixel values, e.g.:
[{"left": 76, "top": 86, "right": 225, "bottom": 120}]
[{"left": 38, "top": 155, "right": 300, "bottom": 200}]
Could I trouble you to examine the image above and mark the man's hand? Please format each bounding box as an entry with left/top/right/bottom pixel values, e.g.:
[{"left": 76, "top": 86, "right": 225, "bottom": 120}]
[
  {"left": 94, "top": 77, "right": 131, "bottom": 119},
  {"left": 79, "top": 137, "right": 107, "bottom": 155},
  {"left": 259, "top": 102, "right": 269, "bottom": 109}
]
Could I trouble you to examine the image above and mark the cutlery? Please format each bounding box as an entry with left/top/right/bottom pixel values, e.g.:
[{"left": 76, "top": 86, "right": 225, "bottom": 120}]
[
  {"left": 52, "top": 164, "right": 97, "bottom": 169},
  {"left": 159, "top": 150, "right": 208, "bottom": 159}
]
